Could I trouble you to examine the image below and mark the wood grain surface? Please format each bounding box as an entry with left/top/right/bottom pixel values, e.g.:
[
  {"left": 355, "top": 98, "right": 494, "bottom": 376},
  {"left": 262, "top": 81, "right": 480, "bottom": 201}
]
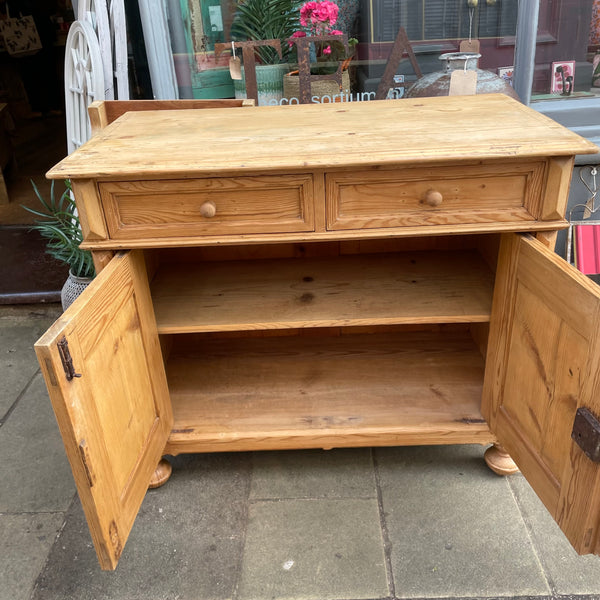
[
  {"left": 165, "top": 329, "right": 493, "bottom": 453},
  {"left": 48, "top": 95, "right": 598, "bottom": 180},
  {"left": 151, "top": 250, "right": 494, "bottom": 333},
  {"left": 482, "top": 233, "right": 600, "bottom": 555},
  {"left": 34, "top": 251, "right": 172, "bottom": 570}
]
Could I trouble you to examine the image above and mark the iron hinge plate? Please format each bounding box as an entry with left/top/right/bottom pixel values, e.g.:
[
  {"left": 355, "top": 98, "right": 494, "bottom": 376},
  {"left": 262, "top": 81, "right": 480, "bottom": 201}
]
[
  {"left": 57, "top": 336, "right": 81, "bottom": 382},
  {"left": 571, "top": 407, "right": 600, "bottom": 463}
]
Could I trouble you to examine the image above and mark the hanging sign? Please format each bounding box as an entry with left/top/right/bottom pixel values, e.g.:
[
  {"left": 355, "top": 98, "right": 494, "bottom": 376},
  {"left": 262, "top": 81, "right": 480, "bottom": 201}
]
[
  {"left": 449, "top": 70, "right": 477, "bottom": 96},
  {"left": 229, "top": 42, "right": 242, "bottom": 80}
]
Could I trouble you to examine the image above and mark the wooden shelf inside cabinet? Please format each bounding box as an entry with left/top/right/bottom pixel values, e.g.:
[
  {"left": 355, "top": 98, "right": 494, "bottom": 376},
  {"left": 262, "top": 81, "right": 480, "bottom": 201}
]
[
  {"left": 164, "top": 329, "right": 494, "bottom": 454},
  {"left": 151, "top": 250, "right": 495, "bottom": 334}
]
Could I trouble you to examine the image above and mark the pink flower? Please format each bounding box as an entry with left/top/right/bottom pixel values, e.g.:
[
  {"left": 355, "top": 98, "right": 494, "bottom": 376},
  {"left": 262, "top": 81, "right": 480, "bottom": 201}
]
[
  {"left": 330, "top": 29, "right": 343, "bottom": 35},
  {"left": 289, "top": 30, "right": 306, "bottom": 47},
  {"left": 322, "top": 45, "right": 332, "bottom": 54},
  {"left": 299, "top": 0, "right": 338, "bottom": 28},
  {"left": 299, "top": 1, "right": 318, "bottom": 26},
  {"left": 314, "top": 1, "right": 338, "bottom": 25}
]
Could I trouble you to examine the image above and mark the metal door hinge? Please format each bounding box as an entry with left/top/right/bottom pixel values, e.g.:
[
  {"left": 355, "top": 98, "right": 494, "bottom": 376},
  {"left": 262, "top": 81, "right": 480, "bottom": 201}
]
[
  {"left": 572, "top": 407, "right": 600, "bottom": 463},
  {"left": 57, "top": 336, "right": 81, "bottom": 381}
]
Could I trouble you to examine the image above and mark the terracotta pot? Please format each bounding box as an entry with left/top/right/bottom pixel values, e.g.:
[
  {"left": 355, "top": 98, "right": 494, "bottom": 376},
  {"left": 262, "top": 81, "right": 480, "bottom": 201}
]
[
  {"left": 406, "top": 52, "right": 520, "bottom": 100},
  {"left": 282, "top": 70, "right": 351, "bottom": 104}
]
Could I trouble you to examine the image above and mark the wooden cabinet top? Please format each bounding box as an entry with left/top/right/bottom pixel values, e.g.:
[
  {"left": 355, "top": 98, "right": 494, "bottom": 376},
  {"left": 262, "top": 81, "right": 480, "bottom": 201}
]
[{"left": 48, "top": 95, "right": 598, "bottom": 181}]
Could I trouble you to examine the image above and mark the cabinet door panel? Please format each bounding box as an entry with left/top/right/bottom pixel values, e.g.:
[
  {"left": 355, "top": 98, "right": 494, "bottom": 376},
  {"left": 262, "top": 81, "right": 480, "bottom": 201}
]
[
  {"left": 35, "top": 251, "right": 172, "bottom": 570},
  {"left": 483, "top": 233, "right": 600, "bottom": 555}
]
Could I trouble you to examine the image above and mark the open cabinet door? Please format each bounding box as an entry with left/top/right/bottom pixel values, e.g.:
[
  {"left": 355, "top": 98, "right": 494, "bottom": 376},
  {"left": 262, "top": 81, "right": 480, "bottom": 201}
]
[
  {"left": 483, "top": 233, "right": 600, "bottom": 555},
  {"left": 35, "top": 251, "right": 172, "bottom": 570}
]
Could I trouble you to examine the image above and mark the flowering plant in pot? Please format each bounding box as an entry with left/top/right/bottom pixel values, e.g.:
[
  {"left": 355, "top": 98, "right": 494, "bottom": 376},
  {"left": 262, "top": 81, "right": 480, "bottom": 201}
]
[
  {"left": 24, "top": 179, "right": 95, "bottom": 310},
  {"left": 229, "top": 0, "right": 300, "bottom": 104},
  {"left": 289, "top": 0, "right": 357, "bottom": 75}
]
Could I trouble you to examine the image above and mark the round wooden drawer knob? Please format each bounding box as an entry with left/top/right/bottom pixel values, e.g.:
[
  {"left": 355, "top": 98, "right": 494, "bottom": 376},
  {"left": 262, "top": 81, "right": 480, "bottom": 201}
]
[
  {"left": 423, "top": 189, "right": 443, "bottom": 207},
  {"left": 200, "top": 201, "right": 217, "bottom": 218}
]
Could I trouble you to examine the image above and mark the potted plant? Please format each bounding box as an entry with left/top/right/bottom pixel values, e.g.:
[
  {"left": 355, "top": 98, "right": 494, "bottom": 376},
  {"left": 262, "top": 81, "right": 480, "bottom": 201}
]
[
  {"left": 24, "top": 179, "right": 95, "bottom": 310},
  {"left": 230, "top": 0, "right": 300, "bottom": 104},
  {"left": 284, "top": 0, "right": 357, "bottom": 103}
]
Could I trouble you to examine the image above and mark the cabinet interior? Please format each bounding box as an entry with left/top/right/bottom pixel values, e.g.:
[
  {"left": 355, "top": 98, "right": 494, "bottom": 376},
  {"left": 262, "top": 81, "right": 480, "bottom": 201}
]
[{"left": 145, "top": 234, "right": 501, "bottom": 454}]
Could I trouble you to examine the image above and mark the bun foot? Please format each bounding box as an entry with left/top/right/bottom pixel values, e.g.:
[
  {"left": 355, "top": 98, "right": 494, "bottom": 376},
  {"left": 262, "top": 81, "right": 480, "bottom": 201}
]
[
  {"left": 148, "top": 458, "right": 172, "bottom": 489},
  {"left": 484, "top": 444, "right": 519, "bottom": 476}
]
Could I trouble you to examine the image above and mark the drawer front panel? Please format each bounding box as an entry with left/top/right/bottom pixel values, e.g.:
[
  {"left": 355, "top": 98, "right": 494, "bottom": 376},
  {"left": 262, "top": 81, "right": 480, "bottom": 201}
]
[
  {"left": 327, "top": 162, "right": 546, "bottom": 230},
  {"left": 100, "top": 175, "right": 315, "bottom": 239}
]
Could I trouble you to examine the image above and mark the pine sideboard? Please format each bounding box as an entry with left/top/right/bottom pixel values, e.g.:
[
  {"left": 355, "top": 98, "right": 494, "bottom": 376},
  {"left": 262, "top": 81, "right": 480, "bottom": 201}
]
[{"left": 38, "top": 95, "right": 600, "bottom": 570}]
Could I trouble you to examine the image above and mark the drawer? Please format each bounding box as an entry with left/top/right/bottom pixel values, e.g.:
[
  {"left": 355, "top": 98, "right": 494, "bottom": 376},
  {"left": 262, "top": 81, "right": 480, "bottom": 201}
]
[
  {"left": 99, "top": 175, "right": 315, "bottom": 240},
  {"left": 326, "top": 162, "right": 546, "bottom": 231}
]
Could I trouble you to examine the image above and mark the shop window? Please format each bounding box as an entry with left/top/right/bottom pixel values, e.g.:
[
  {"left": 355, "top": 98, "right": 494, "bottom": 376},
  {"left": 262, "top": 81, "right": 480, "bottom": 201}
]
[
  {"left": 527, "top": 0, "right": 600, "bottom": 99},
  {"left": 154, "top": 0, "right": 600, "bottom": 105}
]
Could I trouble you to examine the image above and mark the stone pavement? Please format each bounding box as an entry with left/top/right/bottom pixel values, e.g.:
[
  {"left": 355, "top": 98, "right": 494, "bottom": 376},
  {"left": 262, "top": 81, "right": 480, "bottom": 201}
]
[{"left": 2, "top": 303, "right": 600, "bottom": 600}]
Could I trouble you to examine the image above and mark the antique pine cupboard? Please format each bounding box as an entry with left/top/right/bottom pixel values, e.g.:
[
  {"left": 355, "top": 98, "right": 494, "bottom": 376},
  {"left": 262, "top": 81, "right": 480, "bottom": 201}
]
[{"left": 37, "top": 95, "right": 600, "bottom": 570}]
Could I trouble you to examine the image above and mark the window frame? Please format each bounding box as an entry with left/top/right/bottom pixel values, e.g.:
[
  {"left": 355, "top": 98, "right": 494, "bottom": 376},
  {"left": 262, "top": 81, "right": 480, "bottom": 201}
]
[{"left": 516, "top": 0, "right": 600, "bottom": 163}]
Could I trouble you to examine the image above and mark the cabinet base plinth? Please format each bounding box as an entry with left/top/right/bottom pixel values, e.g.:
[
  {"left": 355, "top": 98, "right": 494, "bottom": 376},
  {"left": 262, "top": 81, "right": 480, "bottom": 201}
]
[
  {"left": 148, "top": 458, "right": 172, "bottom": 489},
  {"left": 484, "top": 444, "right": 519, "bottom": 476}
]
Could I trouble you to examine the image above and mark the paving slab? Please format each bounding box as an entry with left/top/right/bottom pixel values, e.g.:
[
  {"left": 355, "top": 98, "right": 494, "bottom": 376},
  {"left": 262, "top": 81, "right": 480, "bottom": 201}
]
[
  {"left": 237, "top": 497, "right": 389, "bottom": 600},
  {"left": 0, "top": 373, "right": 76, "bottom": 512},
  {"left": 250, "top": 448, "right": 376, "bottom": 499},
  {"left": 0, "top": 512, "right": 64, "bottom": 600},
  {"left": 509, "top": 474, "right": 600, "bottom": 596},
  {"left": 0, "top": 304, "right": 62, "bottom": 325},
  {"left": 32, "top": 452, "right": 252, "bottom": 600},
  {"left": 375, "top": 445, "right": 550, "bottom": 599},
  {"left": 0, "top": 312, "right": 58, "bottom": 418}
]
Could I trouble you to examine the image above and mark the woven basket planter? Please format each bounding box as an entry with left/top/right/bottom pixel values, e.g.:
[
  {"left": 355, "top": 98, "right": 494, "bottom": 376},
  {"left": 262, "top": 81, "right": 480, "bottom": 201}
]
[{"left": 282, "top": 70, "right": 350, "bottom": 104}]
